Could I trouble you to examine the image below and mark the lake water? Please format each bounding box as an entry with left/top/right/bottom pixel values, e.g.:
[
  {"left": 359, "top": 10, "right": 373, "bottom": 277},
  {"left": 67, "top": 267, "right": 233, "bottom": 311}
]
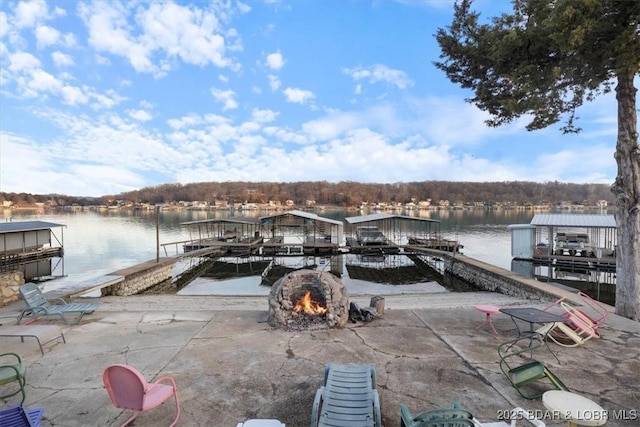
[{"left": 2, "top": 207, "right": 550, "bottom": 296}]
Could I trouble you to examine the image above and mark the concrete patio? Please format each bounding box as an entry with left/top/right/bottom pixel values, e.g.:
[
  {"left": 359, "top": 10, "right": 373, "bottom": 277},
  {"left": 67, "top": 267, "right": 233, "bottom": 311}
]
[{"left": 1, "top": 291, "right": 639, "bottom": 427}]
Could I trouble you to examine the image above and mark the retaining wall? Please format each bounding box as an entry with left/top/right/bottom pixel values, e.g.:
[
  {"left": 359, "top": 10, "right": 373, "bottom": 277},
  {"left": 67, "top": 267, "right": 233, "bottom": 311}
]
[
  {"left": 0, "top": 270, "right": 25, "bottom": 306},
  {"left": 407, "top": 247, "right": 592, "bottom": 307},
  {"left": 102, "top": 258, "right": 176, "bottom": 296},
  {"left": 437, "top": 251, "right": 587, "bottom": 306}
]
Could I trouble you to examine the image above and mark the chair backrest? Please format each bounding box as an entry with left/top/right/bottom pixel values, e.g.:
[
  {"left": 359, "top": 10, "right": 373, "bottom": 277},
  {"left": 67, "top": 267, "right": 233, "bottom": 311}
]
[
  {"left": 541, "top": 297, "right": 565, "bottom": 312},
  {"left": 0, "top": 405, "right": 35, "bottom": 427},
  {"left": 19, "top": 283, "right": 49, "bottom": 310},
  {"left": 577, "top": 291, "right": 608, "bottom": 326},
  {"left": 103, "top": 365, "right": 149, "bottom": 411},
  {"left": 560, "top": 302, "right": 598, "bottom": 338}
]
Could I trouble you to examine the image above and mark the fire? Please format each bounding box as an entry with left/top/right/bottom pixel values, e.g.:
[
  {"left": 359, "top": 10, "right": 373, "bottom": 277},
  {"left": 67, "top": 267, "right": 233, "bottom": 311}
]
[{"left": 293, "top": 291, "right": 328, "bottom": 315}]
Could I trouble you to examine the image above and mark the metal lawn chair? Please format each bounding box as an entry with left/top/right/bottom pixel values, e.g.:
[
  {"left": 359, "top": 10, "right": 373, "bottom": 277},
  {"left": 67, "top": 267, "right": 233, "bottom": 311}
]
[
  {"left": 541, "top": 292, "right": 608, "bottom": 338},
  {"left": 498, "top": 335, "right": 569, "bottom": 400},
  {"left": 0, "top": 405, "right": 44, "bottom": 427},
  {"left": 103, "top": 364, "right": 180, "bottom": 427},
  {"left": 0, "top": 352, "right": 27, "bottom": 404},
  {"left": 538, "top": 302, "right": 599, "bottom": 347}
]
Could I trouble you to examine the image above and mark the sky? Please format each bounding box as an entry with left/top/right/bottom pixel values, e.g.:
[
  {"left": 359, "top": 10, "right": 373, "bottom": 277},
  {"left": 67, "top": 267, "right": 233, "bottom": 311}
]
[{"left": 0, "top": 0, "right": 631, "bottom": 198}]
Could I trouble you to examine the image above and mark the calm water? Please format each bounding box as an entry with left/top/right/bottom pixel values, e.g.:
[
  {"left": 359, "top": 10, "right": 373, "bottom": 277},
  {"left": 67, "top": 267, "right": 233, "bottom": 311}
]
[{"left": 5, "top": 208, "right": 536, "bottom": 294}]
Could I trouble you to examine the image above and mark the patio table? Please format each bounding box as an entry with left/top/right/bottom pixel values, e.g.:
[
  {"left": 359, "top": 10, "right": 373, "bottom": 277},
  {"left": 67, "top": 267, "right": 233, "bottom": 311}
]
[{"left": 500, "top": 307, "right": 568, "bottom": 361}]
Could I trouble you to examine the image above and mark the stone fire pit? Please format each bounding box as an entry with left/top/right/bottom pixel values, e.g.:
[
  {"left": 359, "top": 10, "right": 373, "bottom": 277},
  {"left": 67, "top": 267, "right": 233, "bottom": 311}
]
[{"left": 268, "top": 269, "right": 349, "bottom": 330}]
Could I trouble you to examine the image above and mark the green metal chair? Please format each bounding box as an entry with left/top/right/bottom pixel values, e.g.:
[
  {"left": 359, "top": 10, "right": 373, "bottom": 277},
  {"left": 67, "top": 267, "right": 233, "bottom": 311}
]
[
  {"left": 399, "top": 402, "right": 475, "bottom": 427},
  {"left": 498, "top": 335, "right": 569, "bottom": 400},
  {"left": 0, "top": 352, "right": 27, "bottom": 404}
]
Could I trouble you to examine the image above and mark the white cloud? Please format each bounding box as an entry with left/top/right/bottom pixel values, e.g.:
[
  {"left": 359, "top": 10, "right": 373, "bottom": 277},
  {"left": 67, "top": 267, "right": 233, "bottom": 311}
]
[
  {"left": 92, "top": 90, "right": 126, "bottom": 109},
  {"left": 52, "top": 6, "right": 66, "bottom": 18},
  {"left": 61, "top": 85, "right": 89, "bottom": 105},
  {"left": 210, "top": 88, "right": 238, "bottom": 110},
  {"left": 94, "top": 54, "right": 110, "bottom": 65},
  {"left": 0, "top": 12, "right": 9, "bottom": 38},
  {"left": 5, "top": 52, "right": 124, "bottom": 108},
  {"left": 31, "top": 109, "right": 185, "bottom": 176},
  {"left": 262, "top": 126, "right": 308, "bottom": 144},
  {"left": 167, "top": 113, "right": 230, "bottom": 130},
  {"left": 78, "top": 1, "right": 240, "bottom": 77},
  {"left": 14, "top": 0, "right": 50, "bottom": 29},
  {"left": 265, "top": 52, "right": 285, "bottom": 70},
  {"left": 302, "top": 112, "right": 363, "bottom": 141},
  {"left": 35, "top": 25, "right": 60, "bottom": 48},
  {"left": 128, "top": 109, "right": 153, "bottom": 122},
  {"left": 51, "top": 51, "right": 74, "bottom": 67},
  {"left": 252, "top": 108, "right": 278, "bottom": 123},
  {"left": 236, "top": 1, "right": 252, "bottom": 14},
  {"left": 283, "top": 87, "right": 315, "bottom": 104},
  {"left": 531, "top": 145, "right": 615, "bottom": 183},
  {"left": 268, "top": 74, "right": 281, "bottom": 91},
  {"left": 8, "top": 51, "right": 41, "bottom": 71},
  {"left": 61, "top": 32, "right": 76, "bottom": 47},
  {"left": 343, "top": 64, "right": 413, "bottom": 89},
  {"left": 168, "top": 114, "right": 204, "bottom": 130},
  {"left": 28, "top": 68, "right": 62, "bottom": 93}
]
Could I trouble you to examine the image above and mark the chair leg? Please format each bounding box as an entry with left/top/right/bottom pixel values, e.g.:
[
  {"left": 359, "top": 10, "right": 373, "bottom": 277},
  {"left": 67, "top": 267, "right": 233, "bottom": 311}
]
[
  {"left": 476, "top": 313, "right": 498, "bottom": 334},
  {"left": 170, "top": 391, "right": 181, "bottom": 427},
  {"left": 121, "top": 410, "right": 140, "bottom": 427}
]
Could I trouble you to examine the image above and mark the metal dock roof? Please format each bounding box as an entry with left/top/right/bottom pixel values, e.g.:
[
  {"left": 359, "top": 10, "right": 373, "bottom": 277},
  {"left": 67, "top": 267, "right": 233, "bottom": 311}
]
[
  {"left": 0, "top": 221, "right": 66, "bottom": 234},
  {"left": 181, "top": 217, "right": 261, "bottom": 226},
  {"left": 530, "top": 214, "right": 616, "bottom": 228},
  {"left": 259, "top": 209, "right": 344, "bottom": 226},
  {"left": 344, "top": 213, "right": 439, "bottom": 224}
]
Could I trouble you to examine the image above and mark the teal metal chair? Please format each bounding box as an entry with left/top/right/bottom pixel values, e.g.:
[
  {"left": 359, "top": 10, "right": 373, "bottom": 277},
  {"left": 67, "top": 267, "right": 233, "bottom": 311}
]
[
  {"left": 399, "top": 402, "right": 475, "bottom": 427},
  {"left": 498, "top": 335, "right": 569, "bottom": 400},
  {"left": 0, "top": 352, "right": 27, "bottom": 404}
]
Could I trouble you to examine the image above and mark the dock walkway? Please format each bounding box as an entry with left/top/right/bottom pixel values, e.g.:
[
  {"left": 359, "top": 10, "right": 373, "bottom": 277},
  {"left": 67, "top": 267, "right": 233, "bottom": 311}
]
[{"left": 44, "top": 275, "right": 124, "bottom": 300}]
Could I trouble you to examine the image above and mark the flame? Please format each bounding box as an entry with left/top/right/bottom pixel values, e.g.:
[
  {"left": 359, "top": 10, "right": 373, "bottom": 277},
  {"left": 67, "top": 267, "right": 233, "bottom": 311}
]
[{"left": 293, "top": 291, "right": 328, "bottom": 315}]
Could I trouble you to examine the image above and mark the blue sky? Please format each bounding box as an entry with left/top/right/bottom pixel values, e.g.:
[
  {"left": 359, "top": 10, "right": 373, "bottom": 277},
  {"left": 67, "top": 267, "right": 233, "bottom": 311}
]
[{"left": 0, "top": 0, "right": 628, "bottom": 197}]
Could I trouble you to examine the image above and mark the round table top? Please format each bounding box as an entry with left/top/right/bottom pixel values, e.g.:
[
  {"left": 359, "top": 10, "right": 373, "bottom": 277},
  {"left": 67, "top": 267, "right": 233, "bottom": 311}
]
[
  {"left": 542, "top": 390, "right": 608, "bottom": 426},
  {"left": 475, "top": 304, "right": 501, "bottom": 313}
]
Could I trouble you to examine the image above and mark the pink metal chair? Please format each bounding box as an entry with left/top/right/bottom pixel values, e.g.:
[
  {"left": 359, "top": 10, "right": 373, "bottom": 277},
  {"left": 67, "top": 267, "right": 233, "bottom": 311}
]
[
  {"left": 103, "top": 364, "right": 180, "bottom": 427},
  {"left": 541, "top": 292, "right": 608, "bottom": 338}
]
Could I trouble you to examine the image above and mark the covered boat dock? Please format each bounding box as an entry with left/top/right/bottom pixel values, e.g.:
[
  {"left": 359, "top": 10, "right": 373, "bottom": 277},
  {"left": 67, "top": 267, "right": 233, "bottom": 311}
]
[
  {"left": 0, "top": 220, "right": 66, "bottom": 280},
  {"left": 344, "top": 213, "right": 460, "bottom": 253},
  {"left": 509, "top": 213, "right": 617, "bottom": 304},
  {"left": 509, "top": 213, "right": 617, "bottom": 266},
  {"left": 178, "top": 210, "right": 344, "bottom": 256}
]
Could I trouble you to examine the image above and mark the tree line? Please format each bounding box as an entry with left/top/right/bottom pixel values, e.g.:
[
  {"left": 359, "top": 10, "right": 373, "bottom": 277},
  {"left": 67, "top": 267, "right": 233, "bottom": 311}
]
[{"left": 1, "top": 180, "right": 615, "bottom": 208}]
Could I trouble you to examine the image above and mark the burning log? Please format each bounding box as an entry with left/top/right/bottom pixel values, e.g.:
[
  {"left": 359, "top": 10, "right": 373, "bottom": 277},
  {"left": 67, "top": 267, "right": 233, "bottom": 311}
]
[
  {"left": 267, "top": 270, "right": 349, "bottom": 330},
  {"left": 293, "top": 291, "right": 328, "bottom": 315}
]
